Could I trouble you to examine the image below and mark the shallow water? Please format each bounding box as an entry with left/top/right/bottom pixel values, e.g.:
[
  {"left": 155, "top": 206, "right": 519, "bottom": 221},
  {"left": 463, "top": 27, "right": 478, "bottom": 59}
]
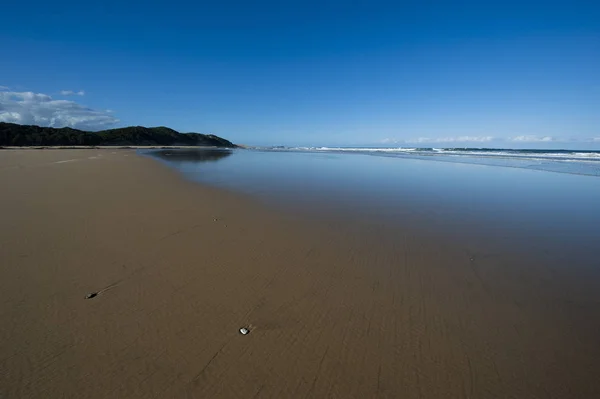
[{"left": 146, "top": 148, "right": 600, "bottom": 265}]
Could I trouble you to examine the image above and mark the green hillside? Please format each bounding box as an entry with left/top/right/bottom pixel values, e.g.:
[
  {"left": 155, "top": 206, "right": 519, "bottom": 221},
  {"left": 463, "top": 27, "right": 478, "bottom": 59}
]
[{"left": 0, "top": 123, "right": 236, "bottom": 148}]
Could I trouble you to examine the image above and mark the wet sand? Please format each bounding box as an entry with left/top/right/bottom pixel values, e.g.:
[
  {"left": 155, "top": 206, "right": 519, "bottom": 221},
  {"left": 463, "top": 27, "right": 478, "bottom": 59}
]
[{"left": 1, "top": 149, "right": 599, "bottom": 398}]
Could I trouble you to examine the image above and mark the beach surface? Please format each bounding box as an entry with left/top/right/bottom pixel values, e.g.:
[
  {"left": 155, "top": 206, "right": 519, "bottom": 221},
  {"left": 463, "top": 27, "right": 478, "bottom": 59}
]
[{"left": 1, "top": 149, "right": 599, "bottom": 398}]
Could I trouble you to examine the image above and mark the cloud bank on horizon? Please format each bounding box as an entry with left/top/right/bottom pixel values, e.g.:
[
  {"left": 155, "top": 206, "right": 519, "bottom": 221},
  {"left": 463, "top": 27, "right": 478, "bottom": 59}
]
[
  {"left": 382, "top": 135, "right": 600, "bottom": 145},
  {"left": 0, "top": 87, "right": 118, "bottom": 131}
]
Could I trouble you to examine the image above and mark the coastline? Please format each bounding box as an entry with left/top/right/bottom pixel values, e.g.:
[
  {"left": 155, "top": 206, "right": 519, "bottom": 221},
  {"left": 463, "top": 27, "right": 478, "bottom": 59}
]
[
  {"left": 0, "top": 145, "right": 235, "bottom": 150},
  {"left": 1, "top": 149, "right": 599, "bottom": 398}
]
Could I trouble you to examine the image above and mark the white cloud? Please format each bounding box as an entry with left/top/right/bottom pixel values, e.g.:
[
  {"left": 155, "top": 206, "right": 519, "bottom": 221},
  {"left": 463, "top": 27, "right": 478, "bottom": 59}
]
[
  {"left": 382, "top": 135, "right": 600, "bottom": 145},
  {"left": 0, "top": 90, "right": 118, "bottom": 131},
  {"left": 509, "top": 135, "right": 555, "bottom": 142},
  {"left": 60, "top": 90, "right": 85, "bottom": 96},
  {"left": 0, "top": 86, "right": 9, "bottom": 91}
]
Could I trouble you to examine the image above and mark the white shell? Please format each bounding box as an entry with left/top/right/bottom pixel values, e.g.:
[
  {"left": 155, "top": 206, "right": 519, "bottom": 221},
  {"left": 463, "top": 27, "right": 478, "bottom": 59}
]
[{"left": 239, "top": 327, "right": 250, "bottom": 335}]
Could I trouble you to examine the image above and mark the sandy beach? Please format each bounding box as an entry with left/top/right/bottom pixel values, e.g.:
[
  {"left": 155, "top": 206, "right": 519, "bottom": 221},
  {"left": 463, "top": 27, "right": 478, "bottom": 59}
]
[{"left": 1, "top": 149, "right": 599, "bottom": 398}]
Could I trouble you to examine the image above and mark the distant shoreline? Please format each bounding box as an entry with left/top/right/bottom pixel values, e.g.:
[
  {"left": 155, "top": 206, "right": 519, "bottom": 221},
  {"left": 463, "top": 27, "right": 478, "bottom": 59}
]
[{"left": 0, "top": 145, "right": 235, "bottom": 150}]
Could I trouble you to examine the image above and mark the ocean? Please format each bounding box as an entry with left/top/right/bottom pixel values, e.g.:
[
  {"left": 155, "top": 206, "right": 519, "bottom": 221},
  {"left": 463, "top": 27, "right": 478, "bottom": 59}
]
[{"left": 257, "top": 146, "right": 600, "bottom": 177}]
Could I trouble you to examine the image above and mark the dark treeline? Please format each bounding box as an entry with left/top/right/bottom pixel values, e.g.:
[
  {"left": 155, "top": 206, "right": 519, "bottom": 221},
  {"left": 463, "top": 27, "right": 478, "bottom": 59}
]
[{"left": 0, "top": 123, "right": 236, "bottom": 148}]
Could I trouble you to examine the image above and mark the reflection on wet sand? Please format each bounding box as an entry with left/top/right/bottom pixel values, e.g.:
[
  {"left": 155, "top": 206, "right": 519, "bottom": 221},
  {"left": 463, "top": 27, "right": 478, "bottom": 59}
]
[{"left": 150, "top": 148, "right": 233, "bottom": 163}]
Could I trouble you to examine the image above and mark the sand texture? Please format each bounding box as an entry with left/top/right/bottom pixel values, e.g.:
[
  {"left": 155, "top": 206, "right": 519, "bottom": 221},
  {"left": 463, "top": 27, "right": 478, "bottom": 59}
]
[{"left": 1, "top": 150, "right": 599, "bottom": 398}]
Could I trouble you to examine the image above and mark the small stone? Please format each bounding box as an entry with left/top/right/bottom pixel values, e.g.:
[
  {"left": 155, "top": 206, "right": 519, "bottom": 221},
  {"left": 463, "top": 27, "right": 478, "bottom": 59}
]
[
  {"left": 85, "top": 292, "right": 98, "bottom": 299},
  {"left": 239, "top": 327, "right": 250, "bottom": 335}
]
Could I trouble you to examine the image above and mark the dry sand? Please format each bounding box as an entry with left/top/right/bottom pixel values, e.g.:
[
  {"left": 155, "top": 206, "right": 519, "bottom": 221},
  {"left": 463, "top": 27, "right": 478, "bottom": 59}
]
[{"left": 1, "top": 149, "right": 599, "bottom": 398}]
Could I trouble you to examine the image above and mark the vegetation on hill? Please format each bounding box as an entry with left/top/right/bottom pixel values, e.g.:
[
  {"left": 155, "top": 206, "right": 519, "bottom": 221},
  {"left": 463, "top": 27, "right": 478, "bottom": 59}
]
[{"left": 0, "top": 123, "right": 236, "bottom": 147}]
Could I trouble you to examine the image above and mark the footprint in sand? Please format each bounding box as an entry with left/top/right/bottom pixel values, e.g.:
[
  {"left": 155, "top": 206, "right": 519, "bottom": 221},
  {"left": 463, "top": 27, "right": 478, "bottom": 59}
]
[{"left": 84, "top": 281, "right": 121, "bottom": 299}]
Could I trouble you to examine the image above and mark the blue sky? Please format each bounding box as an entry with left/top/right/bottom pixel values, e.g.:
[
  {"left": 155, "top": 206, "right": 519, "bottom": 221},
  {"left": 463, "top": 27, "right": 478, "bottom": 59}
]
[{"left": 1, "top": 0, "right": 599, "bottom": 148}]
